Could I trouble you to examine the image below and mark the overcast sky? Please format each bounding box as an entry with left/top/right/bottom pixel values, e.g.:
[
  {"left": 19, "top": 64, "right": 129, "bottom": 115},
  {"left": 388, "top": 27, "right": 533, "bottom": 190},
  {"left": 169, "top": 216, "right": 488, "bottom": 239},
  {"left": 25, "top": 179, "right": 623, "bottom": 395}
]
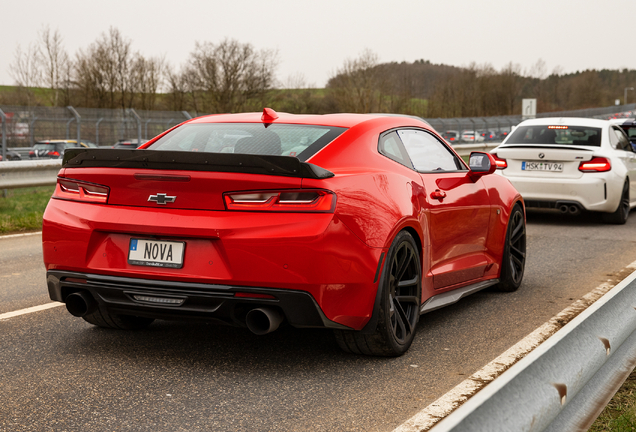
[{"left": 1, "top": 0, "right": 634, "bottom": 88}]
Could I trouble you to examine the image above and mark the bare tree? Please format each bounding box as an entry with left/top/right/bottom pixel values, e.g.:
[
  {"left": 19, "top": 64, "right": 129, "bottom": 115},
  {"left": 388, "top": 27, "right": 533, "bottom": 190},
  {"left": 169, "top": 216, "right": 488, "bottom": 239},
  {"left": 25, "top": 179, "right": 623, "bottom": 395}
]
[
  {"left": 132, "top": 54, "right": 165, "bottom": 110},
  {"left": 184, "top": 39, "right": 278, "bottom": 113},
  {"left": 9, "top": 43, "right": 41, "bottom": 106},
  {"left": 327, "top": 49, "right": 386, "bottom": 113},
  {"left": 37, "top": 25, "right": 70, "bottom": 106}
]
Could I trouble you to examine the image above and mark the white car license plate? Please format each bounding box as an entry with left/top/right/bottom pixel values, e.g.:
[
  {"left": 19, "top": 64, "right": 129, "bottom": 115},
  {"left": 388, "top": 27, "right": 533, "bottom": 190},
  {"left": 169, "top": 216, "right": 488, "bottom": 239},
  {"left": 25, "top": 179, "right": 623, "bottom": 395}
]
[
  {"left": 128, "top": 239, "right": 185, "bottom": 268},
  {"left": 521, "top": 161, "right": 563, "bottom": 172}
]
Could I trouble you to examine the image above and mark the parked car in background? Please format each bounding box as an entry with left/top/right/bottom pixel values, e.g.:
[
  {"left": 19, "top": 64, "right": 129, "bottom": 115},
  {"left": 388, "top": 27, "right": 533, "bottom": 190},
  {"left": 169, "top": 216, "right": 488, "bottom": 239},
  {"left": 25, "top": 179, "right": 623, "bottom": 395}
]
[
  {"left": 492, "top": 117, "right": 636, "bottom": 224},
  {"left": 29, "top": 140, "right": 97, "bottom": 159},
  {"left": 477, "top": 130, "right": 498, "bottom": 142},
  {"left": 112, "top": 139, "right": 148, "bottom": 149},
  {"left": 0, "top": 150, "right": 23, "bottom": 161},
  {"left": 461, "top": 130, "right": 485, "bottom": 143},
  {"left": 442, "top": 130, "right": 460, "bottom": 144},
  {"left": 43, "top": 109, "right": 525, "bottom": 357}
]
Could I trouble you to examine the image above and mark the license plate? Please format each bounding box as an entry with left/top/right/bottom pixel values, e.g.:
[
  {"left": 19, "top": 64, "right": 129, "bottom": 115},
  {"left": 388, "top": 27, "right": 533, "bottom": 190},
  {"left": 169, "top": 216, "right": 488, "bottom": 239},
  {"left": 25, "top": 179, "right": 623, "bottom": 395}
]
[
  {"left": 521, "top": 161, "right": 563, "bottom": 172},
  {"left": 128, "top": 239, "right": 185, "bottom": 268}
]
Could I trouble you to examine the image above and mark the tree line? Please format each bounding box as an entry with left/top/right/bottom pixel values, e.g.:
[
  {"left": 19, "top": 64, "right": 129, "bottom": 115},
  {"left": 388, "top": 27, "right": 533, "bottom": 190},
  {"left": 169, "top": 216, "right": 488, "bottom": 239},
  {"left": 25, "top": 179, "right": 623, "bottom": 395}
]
[{"left": 4, "top": 27, "right": 636, "bottom": 118}]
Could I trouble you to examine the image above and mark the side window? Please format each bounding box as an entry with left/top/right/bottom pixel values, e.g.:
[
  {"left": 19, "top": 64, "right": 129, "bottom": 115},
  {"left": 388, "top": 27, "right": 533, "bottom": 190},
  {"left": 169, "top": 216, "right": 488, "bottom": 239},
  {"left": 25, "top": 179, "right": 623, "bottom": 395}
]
[
  {"left": 397, "top": 129, "right": 465, "bottom": 172},
  {"left": 609, "top": 127, "right": 623, "bottom": 149},
  {"left": 615, "top": 128, "right": 632, "bottom": 152},
  {"left": 378, "top": 131, "right": 413, "bottom": 169}
]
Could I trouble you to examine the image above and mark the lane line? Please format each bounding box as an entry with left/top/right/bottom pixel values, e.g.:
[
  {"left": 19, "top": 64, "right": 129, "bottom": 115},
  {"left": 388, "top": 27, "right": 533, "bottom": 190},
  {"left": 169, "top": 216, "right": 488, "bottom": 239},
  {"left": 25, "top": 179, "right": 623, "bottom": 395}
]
[
  {"left": 0, "top": 302, "right": 64, "bottom": 321},
  {"left": 0, "top": 231, "right": 42, "bottom": 240},
  {"left": 394, "top": 259, "right": 636, "bottom": 432}
]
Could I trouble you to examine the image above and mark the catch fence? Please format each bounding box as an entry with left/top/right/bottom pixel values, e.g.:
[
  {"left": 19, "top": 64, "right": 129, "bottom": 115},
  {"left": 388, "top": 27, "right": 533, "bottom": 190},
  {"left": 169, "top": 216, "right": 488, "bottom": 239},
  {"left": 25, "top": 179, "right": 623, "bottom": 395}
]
[{"left": 1, "top": 103, "right": 635, "bottom": 160}]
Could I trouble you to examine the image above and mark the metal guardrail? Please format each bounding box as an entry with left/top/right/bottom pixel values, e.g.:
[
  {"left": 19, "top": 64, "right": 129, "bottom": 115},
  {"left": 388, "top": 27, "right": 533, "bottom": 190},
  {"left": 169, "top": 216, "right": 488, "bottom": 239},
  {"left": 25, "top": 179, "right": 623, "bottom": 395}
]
[
  {"left": 422, "top": 268, "right": 636, "bottom": 432},
  {"left": 0, "top": 159, "right": 62, "bottom": 189}
]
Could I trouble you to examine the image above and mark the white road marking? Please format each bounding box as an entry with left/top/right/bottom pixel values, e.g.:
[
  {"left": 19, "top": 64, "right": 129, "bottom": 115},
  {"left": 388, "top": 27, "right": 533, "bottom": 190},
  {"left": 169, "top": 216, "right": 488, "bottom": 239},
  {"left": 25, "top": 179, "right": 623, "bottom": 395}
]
[
  {"left": 0, "top": 302, "right": 64, "bottom": 321},
  {"left": 0, "top": 231, "right": 42, "bottom": 240},
  {"left": 394, "top": 259, "right": 636, "bottom": 432}
]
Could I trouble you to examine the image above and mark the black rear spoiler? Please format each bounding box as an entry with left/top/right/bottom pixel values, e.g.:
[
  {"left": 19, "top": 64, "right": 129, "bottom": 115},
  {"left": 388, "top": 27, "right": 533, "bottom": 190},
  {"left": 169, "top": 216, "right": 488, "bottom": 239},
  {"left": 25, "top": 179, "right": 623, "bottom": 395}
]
[{"left": 62, "top": 149, "right": 334, "bottom": 179}]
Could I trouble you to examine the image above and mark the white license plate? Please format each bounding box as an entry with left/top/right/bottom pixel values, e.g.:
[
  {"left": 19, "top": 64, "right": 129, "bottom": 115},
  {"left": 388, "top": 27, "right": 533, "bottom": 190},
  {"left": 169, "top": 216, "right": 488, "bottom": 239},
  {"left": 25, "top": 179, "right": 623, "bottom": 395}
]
[
  {"left": 521, "top": 161, "right": 563, "bottom": 172},
  {"left": 128, "top": 239, "right": 185, "bottom": 268}
]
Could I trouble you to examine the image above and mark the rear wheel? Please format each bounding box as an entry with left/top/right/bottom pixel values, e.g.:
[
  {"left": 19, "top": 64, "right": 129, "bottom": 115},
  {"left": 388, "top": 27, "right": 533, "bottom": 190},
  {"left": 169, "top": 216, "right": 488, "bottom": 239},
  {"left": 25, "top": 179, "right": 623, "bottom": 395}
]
[
  {"left": 83, "top": 308, "right": 155, "bottom": 330},
  {"left": 602, "top": 180, "right": 630, "bottom": 225},
  {"left": 334, "top": 231, "right": 421, "bottom": 356},
  {"left": 493, "top": 204, "right": 526, "bottom": 292}
]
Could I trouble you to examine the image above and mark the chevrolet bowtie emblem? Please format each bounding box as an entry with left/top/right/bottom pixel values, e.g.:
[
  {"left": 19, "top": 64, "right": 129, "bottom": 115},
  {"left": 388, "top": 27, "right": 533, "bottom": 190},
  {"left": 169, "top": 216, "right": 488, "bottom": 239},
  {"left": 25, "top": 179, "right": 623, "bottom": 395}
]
[{"left": 148, "top": 193, "right": 176, "bottom": 205}]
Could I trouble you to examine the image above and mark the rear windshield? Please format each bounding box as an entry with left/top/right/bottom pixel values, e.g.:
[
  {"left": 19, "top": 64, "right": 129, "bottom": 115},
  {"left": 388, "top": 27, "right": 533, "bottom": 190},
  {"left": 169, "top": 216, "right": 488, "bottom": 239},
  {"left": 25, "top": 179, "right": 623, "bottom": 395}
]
[
  {"left": 147, "top": 123, "right": 347, "bottom": 162},
  {"left": 34, "top": 143, "right": 55, "bottom": 150},
  {"left": 507, "top": 125, "right": 602, "bottom": 146}
]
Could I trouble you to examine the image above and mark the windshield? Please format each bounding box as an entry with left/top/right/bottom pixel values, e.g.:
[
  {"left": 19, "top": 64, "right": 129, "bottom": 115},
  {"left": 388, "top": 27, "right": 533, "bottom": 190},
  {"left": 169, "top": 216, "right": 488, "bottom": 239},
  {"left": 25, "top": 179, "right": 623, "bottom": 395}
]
[
  {"left": 147, "top": 123, "right": 347, "bottom": 162},
  {"left": 507, "top": 125, "right": 602, "bottom": 146}
]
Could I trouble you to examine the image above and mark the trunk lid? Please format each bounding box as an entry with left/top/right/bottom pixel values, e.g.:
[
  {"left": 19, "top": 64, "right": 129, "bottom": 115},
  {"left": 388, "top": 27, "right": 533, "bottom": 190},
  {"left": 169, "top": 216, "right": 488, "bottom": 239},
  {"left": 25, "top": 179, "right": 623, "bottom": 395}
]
[{"left": 494, "top": 145, "right": 595, "bottom": 179}]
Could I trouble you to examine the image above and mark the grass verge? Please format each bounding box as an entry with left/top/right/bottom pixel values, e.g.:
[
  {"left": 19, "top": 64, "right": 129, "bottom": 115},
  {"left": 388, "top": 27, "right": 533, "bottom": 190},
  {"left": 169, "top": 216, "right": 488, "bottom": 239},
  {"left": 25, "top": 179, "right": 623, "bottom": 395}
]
[
  {"left": 0, "top": 186, "right": 54, "bottom": 234},
  {"left": 589, "top": 368, "right": 636, "bottom": 431}
]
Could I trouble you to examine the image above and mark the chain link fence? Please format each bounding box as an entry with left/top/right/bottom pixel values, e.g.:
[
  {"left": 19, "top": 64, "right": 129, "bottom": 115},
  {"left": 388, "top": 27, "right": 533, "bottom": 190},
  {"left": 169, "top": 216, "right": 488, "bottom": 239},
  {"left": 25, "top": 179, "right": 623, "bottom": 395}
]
[{"left": 2, "top": 103, "right": 635, "bottom": 160}]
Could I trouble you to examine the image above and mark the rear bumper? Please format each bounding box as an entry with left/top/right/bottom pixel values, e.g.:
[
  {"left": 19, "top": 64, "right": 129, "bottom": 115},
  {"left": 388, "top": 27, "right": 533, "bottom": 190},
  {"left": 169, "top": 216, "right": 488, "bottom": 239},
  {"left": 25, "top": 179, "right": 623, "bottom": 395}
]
[
  {"left": 47, "top": 270, "right": 351, "bottom": 330},
  {"left": 500, "top": 173, "right": 622, "bottom": 212},
  {"left": 43, "top": 199, "right": 384, "bottom": 330}
]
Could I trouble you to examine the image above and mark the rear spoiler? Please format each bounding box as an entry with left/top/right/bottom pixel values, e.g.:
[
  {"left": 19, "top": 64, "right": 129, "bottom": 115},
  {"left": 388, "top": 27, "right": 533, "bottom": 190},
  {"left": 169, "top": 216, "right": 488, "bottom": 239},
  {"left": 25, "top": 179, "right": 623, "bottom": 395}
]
[{"left": 62, "top": 149, "right": 334, "bottom": 179}]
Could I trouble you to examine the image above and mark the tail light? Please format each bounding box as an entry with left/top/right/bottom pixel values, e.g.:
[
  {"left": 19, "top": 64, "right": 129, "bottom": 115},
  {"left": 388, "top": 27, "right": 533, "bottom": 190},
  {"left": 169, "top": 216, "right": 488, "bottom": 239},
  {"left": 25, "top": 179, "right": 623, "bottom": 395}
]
[
  {"left": 492, "top": 153, "right": 508, "bottom": 169},
  {"left": 224, "top": 189, "right": 336, "bottom": 213},
  {"left": 29, "top": 151, "right": 35, "bottom": 156},
  {"left": 49, "top": 151, "right": 60, "bottom": 157},
  {"left": 53, "top": 178, "right": 110, "bottom": 204},
  {"left": 579, "top": 157, "right": 611, "bottom": 172}
]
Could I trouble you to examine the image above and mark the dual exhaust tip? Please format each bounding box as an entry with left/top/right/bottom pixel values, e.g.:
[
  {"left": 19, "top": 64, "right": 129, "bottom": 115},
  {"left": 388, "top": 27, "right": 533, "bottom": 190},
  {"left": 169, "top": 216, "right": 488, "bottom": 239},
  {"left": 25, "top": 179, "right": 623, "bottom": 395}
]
[
  {"left": 558, "top": 203, "right": 581, "bottom": 215},
  {"left": 66, "top": 291, "right": 284, "bottom": 335}
]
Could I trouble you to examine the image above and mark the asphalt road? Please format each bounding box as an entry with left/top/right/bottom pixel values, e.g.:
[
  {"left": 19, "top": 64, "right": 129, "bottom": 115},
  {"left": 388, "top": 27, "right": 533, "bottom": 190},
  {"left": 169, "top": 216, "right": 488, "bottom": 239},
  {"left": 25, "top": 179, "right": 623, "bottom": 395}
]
[{"left": 2, "top": 210, "right": 636, "bottom": 431}]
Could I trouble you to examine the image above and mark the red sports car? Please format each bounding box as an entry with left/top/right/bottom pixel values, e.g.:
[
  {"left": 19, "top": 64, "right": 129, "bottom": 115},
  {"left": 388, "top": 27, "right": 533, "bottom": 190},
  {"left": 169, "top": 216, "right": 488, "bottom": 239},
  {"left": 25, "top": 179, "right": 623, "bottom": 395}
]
[{"left": 42, "top": 109, "right": 526, "bottom": 356}]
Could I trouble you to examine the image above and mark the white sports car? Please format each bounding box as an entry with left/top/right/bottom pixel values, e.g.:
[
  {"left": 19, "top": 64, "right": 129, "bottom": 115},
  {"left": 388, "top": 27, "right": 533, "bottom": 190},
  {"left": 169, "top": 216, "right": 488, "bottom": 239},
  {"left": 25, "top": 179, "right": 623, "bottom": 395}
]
[{"left": 491, "top": 117, "right": 636, "bottom": 224}]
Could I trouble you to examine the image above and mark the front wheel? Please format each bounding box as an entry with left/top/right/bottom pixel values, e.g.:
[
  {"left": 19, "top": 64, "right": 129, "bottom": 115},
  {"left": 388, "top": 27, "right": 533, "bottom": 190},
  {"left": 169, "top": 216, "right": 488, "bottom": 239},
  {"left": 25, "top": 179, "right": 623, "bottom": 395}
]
[
  {"left": 602, "top": 180, "right": 630, "bottom": 225},
  {"left": 334, "top": 231, "right": 422, "bottom": 356},
  {"left": 493, "top": 204, "right": 526, "bottom": 292}
]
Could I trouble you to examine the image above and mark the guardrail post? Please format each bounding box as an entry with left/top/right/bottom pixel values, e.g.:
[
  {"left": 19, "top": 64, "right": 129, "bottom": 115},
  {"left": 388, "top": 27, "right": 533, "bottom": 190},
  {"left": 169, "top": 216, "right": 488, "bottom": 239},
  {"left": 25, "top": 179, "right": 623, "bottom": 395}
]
[
  {"left": 182, "top": 111, "right": 192, "bottom": 120},
  {"left": 65, "top": 117, "right": 74, "bottom": 139},
  {"left": 66, "top": 106, "right": 81, "bottom": 145},
  {"left": 128, "top": 109, "right": 142, "bottom": 145}
]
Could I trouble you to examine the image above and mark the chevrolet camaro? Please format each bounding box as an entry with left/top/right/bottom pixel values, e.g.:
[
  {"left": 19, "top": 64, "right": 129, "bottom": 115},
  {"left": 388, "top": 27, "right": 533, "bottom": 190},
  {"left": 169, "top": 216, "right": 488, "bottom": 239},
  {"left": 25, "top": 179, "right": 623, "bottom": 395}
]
[{"left": 43, "top": 109, "right": 525, "bottom": 356}]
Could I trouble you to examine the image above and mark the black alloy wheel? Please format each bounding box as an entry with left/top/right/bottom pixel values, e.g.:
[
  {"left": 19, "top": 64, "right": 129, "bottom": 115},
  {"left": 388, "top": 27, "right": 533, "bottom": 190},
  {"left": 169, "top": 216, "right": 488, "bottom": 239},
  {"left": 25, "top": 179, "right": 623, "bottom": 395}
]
[
  {"left": 494, "top": 204, "right": 526, "bottom": 292},
  {"left": 334, "top": 231, "right": 422, "bottom": 356},
  {"left": 602, "top": 180, "right": 630, "bottom": 225}
]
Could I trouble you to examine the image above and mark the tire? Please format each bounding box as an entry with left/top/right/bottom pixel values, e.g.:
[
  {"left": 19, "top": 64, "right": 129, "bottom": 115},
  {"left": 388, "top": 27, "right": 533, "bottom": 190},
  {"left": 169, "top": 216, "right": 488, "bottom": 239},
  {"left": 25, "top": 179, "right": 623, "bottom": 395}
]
[
  {"left": 82, "top": 308, "right": 155, "bottom": 330},
  {"left": 493, "top": 204, "right": 526, "bottom": 292},
  {"left": 334, "top": 231, "right": 421, "bottom": 356},
  {"left": 602, "top": 180, "right": 630, "bottom": 225}
]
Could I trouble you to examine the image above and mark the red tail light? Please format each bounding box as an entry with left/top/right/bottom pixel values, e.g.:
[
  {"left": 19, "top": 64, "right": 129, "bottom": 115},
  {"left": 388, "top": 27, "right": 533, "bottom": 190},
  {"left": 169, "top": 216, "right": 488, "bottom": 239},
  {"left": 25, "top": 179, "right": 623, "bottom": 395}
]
[
  {"left": 224, "top": 189, "right": 336, "bottom": 213},
  {"left": 53, "top": 178, "right": 110, "bottom": 204},
  {"left": 29, "top": 151, "right": 35, "bottom": 156},
  {"left": 492, "top": 153, "right": 507, "bottom": 169},
  {"left": 578, "top": 157, "right": 611, "bottom": 172},
  {"left": 49, "top": 151, "right": 60, "bottom": 157}
]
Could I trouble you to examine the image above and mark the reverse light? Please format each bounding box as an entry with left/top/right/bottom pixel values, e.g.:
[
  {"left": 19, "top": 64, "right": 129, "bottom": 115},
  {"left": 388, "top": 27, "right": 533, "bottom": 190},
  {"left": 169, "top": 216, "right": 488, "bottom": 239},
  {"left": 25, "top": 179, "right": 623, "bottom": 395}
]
[
  {"left": 53, "top": 178, "right": 110, "bottom": 203},
  {"left": 578, "top": 157, "right": 611, "bottom": 172},
  {"left": 224, "top": 189, "right": 336, "bottom": 212},
  {"left": 492, "top": 153, "right": 508, "bottom": 169}
]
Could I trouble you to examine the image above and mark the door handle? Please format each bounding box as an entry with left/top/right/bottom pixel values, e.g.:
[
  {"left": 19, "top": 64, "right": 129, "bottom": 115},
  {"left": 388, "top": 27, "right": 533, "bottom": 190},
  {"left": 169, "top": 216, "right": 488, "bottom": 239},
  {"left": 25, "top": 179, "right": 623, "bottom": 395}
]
[{"left": 430, "top": 189, "right": 446, "bottom": 200}]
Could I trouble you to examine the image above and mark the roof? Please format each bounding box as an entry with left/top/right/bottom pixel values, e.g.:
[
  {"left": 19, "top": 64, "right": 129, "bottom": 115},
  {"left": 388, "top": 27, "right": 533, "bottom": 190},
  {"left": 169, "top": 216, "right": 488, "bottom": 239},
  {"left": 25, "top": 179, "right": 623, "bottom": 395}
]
[{"left": 188, "top": 110, "right": 430, "bottom": 129}]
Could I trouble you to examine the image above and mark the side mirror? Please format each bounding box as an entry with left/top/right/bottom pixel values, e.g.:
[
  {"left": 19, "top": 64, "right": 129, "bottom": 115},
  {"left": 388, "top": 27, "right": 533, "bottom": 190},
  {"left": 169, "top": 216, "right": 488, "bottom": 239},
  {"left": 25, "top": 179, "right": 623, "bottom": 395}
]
[{"left": 469, "top": 152, "right": 496, "bottom": 177}]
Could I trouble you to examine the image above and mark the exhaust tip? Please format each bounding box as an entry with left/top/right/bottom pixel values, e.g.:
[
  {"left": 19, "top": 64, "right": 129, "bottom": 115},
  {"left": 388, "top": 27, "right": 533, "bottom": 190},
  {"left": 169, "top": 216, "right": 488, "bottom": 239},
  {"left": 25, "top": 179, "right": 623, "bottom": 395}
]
[
  {"left": 65, "top": 291, "right": 97, "bottom": 317},
  {"left": 246, "top": 308, "right": 283, "bottom": 335},
  {"left": 568, "top": 205, "right": 581, "bottom": 215},
  {"left": 558, "top": 205, "right": 569, "bottom": 214}
]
